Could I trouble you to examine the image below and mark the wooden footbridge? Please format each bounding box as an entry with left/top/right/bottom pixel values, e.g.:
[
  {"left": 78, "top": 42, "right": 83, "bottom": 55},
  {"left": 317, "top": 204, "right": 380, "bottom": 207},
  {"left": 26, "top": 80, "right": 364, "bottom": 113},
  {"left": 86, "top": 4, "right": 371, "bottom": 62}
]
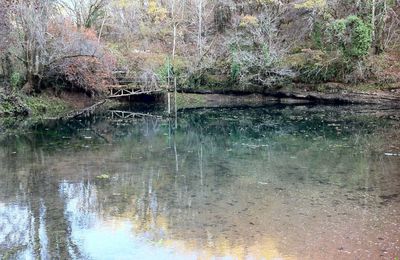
[
  {"left": 108, "top": 71, "right": 169, "bottom": 98},
  {"left": 108, "top": 86, "right": 165, "bottom": 98},
  {"left": 56, "top": 71, "right": 173, "bottom": 120}
]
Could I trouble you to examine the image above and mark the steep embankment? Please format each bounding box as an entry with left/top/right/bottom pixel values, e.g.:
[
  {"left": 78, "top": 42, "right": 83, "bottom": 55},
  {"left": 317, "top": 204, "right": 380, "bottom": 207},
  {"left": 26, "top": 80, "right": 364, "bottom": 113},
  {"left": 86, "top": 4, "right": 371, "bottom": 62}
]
[
  {"left": 0, "top": 89, "right": 97, "bottom": 117},
  {"left": 178, "top": 50, "right": 400, "bottom": 105},
  {"left": 266, "top": 85, "right": 400, "bottom": 105}
]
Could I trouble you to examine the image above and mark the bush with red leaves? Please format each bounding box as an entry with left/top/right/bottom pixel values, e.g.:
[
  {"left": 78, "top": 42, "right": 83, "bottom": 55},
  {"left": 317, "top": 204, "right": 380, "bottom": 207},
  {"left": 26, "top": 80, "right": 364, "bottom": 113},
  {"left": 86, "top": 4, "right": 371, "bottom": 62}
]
[
  {"left": 52, "top": 56, "right": 116, "bottom": 96},
  {"left": 42, "top": 20, "right": 117, "bottom": 96}
]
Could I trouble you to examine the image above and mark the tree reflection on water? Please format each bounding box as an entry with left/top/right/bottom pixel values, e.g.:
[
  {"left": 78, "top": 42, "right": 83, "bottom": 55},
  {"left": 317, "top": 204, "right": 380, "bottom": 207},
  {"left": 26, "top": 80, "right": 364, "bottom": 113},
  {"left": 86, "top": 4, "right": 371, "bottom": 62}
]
[{"left": 0, "top": 105, "right": 399, "bottom": 259}]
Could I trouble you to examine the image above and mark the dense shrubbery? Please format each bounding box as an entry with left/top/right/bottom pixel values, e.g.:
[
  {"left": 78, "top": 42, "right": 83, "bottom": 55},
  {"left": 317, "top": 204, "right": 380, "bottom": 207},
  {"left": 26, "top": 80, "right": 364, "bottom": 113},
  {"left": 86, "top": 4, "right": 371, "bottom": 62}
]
[
  {"left": 327, "top": 16, "right": 373, "bottom": 59},
  {"left": 298, "top": 15, "right": 374, "bottom": 84},
  {"left": 50, "top": 57, "right": 115, "bottom": 96}
]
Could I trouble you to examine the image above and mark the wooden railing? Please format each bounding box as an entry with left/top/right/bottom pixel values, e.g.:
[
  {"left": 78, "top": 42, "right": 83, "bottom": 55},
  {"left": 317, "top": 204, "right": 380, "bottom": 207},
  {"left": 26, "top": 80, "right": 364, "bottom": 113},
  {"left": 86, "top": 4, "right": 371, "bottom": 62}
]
[{"left": 108, "top": 87, "right": 163, "bottom": 98}]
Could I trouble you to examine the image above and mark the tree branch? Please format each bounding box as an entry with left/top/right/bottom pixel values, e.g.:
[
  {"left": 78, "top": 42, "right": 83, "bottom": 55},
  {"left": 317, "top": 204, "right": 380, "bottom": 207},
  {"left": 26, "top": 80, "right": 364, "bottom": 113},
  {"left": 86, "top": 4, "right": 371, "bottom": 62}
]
[{"left": 46, "top": 54, "right": 96, "bottom": 68}]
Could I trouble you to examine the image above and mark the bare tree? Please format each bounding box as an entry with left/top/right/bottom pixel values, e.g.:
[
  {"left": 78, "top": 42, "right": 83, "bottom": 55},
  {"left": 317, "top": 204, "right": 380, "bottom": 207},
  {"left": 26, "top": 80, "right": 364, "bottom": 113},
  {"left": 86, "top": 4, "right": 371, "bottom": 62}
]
[
  {"left": 57, "top": 0, "right": 108, "bottom": 29},
  {"left": 0, "top": 0, "right": 12, "bottom": 81},
  {"left": 229, "top": 2, "right": 290, "bottom": 86},
  {"left": 1, "top": 0, "right": 114, "bottom": 92},
  {"left": 11, "top": 0, "right": 53, "bottom": 89}
]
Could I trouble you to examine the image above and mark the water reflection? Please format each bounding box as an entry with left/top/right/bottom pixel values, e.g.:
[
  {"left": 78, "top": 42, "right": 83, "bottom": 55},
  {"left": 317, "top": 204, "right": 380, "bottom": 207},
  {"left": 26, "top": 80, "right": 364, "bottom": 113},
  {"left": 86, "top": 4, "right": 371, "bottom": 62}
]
[{"left": 0, "top": 105, "right": 399, "bottom": 259}]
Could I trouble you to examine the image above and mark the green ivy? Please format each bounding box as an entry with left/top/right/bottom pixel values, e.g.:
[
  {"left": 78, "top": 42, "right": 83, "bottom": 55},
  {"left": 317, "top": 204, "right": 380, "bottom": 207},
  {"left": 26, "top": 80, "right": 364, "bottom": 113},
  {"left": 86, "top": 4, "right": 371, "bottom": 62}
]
[
  {"left": 312, "top": 22, "right": 324, "bottom": 49},
  {"left": 343, "top": 15, "right": 372, "bottom": 58},
  {"left": 262, "top": 44, "right": 271, "bottom": 65},
  {"left": 230, "top": 49, "right": 240, "bottom": 81},
  {"left": 330, "top": 15, "right": 372, "bottom": 59},
  {"left": 10, "top": 72, "right": 22, "bottom": 90},
  {"left": 157, "top": 57, "right": 173, "bottom": 84}
]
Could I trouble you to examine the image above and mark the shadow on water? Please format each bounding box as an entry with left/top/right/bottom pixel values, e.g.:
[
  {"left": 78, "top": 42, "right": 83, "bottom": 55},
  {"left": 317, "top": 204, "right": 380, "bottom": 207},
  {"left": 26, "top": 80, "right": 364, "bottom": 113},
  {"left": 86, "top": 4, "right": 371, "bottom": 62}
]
[{"left": 0, "top": 104, "right": 400, "bottom": 259}]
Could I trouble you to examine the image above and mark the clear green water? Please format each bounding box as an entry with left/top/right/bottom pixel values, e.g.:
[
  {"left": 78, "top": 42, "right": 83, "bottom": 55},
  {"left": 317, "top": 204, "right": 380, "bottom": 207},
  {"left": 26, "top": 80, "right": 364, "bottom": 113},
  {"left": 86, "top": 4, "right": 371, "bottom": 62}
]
[{"left": 0, "top": 105, "right": 399, "bottom": 259}]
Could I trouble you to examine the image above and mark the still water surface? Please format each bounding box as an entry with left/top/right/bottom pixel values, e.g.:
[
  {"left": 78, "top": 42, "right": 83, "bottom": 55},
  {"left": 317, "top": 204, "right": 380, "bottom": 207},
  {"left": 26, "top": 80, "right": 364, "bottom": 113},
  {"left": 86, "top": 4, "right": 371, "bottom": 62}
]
[{"left": 0, "top": 105, "right": 399, "bottom": 259}]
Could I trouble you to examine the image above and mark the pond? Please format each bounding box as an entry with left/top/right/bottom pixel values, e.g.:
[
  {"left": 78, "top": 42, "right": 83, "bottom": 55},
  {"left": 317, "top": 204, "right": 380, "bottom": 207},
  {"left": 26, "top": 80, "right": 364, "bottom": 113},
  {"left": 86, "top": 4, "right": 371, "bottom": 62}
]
[{"left": 0, "top": 105, "right": 399, "bottom": 259}]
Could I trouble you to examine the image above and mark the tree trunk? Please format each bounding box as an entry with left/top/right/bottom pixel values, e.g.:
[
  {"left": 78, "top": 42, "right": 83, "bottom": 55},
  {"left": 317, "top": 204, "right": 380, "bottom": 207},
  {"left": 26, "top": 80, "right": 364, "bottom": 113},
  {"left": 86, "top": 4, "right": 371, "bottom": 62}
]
[
  {"left": 23, "top": 66, "right": 39, "bottom": 93},
  {"left": 1, "top": 52, "right": 12, "bottom": 80},
  {"left": 197, "top": 0, "right": 203, "bottom": 57},
  {"left": 372, "top": 0, "right": 387, "bottom": 54},
  {"left": 172, "top": 24, "right": 177, "bottom": 60}
]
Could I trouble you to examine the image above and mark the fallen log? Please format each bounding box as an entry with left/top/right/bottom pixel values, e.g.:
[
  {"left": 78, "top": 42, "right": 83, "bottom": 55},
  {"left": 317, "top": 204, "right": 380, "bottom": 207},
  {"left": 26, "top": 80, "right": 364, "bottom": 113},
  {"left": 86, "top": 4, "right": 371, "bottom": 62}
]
[{"left": 60, "top": 99, "right": 107, "bottom": 120}]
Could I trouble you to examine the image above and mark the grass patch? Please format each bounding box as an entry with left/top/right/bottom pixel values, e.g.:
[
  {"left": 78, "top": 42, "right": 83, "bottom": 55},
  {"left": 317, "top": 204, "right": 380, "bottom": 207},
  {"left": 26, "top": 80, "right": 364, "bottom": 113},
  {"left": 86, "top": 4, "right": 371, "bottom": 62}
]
[
  {"left": 24, "top": 95, "right": 71, "bottom": 117},
  {"left": 175, "top": 93, "right": 207, "bottom": 108},
  {"left": 350, "top": 83, "right": 399, "bottom": 92}
]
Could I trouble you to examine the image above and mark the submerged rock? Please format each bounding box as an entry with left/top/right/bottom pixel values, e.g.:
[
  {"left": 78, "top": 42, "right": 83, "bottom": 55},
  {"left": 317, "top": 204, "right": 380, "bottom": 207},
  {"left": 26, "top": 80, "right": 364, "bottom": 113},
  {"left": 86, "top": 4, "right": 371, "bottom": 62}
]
[{"left": 96, "top": 174, "right": 110, "bottom": 180}]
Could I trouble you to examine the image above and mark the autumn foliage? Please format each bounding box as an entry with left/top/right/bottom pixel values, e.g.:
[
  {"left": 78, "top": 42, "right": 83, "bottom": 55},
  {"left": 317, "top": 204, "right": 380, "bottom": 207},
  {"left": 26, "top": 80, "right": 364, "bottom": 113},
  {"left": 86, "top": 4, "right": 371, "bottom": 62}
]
[
  {"left": 1, "top": 1, "right": 117, "bottom": 95},
  {"left": 44, "top": 20, "right": 116, "bottom": 95},
  {"left": 54, "top": 56, "right": 116, "bottom": 96}
]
